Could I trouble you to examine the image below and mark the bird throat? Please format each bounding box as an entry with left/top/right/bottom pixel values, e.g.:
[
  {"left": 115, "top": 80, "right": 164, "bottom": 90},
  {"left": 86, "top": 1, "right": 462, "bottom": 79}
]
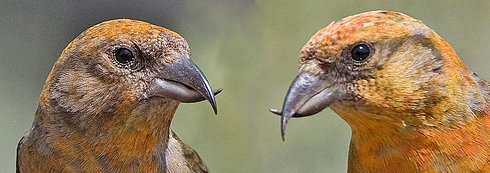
[
  {"left": 35, "top": 98, "right": 179, "bottom": 171},
  {"left": 331, "top": 103, "right": 490, "bottom": 172}
]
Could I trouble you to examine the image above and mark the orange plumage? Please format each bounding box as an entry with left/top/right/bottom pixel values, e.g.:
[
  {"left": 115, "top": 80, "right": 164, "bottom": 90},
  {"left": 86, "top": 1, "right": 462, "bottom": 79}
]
[{"left": 274, "top": 11, "right": 490, "bottom": 172}]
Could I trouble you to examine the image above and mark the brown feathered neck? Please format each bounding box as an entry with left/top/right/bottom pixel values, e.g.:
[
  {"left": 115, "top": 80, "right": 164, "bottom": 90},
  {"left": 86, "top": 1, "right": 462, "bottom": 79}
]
[{"left": 32, "top": 93, "right": 178, "bottom": 171}]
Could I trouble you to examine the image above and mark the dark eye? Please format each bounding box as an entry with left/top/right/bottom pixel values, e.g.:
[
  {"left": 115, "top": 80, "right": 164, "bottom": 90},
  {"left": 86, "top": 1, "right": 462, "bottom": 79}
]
[
  {"left": 351, "top": 42, "right": 372, "bottom": 62},
  {"left": 114, "top": 48, "right": 134, "bottom": 64}
]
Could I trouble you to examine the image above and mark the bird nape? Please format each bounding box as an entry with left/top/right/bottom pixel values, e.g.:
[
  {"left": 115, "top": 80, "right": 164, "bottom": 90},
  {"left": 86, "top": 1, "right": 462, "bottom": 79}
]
[
  {"left": 17, "top": 19, "right": 220, "bottom": 173},
  {"left": 271, "top": 11, "right": 490, "bottom": 172}
]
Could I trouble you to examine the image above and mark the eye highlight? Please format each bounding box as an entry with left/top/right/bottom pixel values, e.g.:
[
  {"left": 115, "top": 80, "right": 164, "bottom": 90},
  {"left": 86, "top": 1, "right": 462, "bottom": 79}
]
[
  {"left": 114, "top": 48, "right": 134, "bottom": 65},
  {"left": 350, "top": 42, "right": 372, "bottom": 62}
]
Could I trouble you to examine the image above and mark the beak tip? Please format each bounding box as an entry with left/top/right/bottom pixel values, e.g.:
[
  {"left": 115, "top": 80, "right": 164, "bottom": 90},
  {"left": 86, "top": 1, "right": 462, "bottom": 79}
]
[
  {"left": 214, "top": 88, "right": 223, "bottom": 95},
  {"left": 212, "top": 106, "right": 218, "bottom": 115},
  {"left": 269, "top": 108, "right": 281, "bottom": 115},
  {"left": 281, "top": 129, "right": 286, "bottom": 141},
  {"left": 281, "top": 114, "right": 289, "bottom": 141},
  {"left": 210, "top": 88, "right": 222, "bottom": 115},
  {"left": 209, "top": 97, "right": 218, "bottom": 115}
]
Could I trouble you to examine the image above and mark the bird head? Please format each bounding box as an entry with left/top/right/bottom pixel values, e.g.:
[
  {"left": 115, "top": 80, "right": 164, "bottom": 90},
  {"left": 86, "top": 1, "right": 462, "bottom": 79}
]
[
  {"left": 272, "top": 11, "right": 477, "bottom": 139},
  {"left": 39, "top": 19, "right": 219, "bottom": 130}
]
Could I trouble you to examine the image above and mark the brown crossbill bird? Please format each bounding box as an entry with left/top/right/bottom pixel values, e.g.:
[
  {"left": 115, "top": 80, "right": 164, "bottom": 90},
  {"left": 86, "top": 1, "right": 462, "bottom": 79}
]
[
  {"left": 271, "top": 11, "right": 490, "bottom": 172},
  {"left": 17, "top": 19, "right": 221, "bottom": 173}
]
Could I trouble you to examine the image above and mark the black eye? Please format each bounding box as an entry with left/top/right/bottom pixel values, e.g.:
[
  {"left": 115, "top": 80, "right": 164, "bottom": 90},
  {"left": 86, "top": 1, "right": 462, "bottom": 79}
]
[
  {"left": 351, "top": 42, "right": 372, "bottom": 62},
  {"left": 114, "top": 48, "right": 134, "bottom": 64}
]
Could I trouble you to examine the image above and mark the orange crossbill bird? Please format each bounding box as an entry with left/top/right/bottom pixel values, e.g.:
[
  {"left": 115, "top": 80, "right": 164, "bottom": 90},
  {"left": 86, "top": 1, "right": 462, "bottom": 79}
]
[
  {"left": 271, "top": 11, "right": 490, "bottom": 172},
  {"left": 17, "top": 19, "right": 220, "bottom": 173}
]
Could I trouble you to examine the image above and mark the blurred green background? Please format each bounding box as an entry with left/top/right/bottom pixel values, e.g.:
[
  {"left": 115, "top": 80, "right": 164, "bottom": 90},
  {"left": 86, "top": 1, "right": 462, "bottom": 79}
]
[{"left": 2, "top": 0, "right": 490, "bottom": 172}]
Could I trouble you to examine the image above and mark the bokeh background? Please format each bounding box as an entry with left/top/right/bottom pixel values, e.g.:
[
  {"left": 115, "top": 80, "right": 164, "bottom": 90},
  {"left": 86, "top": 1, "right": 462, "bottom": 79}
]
[{"left": 2, "top": 0, "right": 490, "bottom": 172}]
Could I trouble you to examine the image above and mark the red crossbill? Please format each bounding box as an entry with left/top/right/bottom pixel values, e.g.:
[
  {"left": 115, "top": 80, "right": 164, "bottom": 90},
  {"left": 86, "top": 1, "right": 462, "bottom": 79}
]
[
  {"left": 17, "top": 19, "right": 220, "bottom": 173},
  {"left": 272, "top": 11, "right": 490, "bottom": 172}
]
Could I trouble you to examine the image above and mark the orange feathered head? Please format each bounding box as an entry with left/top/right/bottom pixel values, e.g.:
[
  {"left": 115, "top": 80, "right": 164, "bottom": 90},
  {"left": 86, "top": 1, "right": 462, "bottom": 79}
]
[{"left": 273, "top": 11, "right": 481, "bottom": 139}]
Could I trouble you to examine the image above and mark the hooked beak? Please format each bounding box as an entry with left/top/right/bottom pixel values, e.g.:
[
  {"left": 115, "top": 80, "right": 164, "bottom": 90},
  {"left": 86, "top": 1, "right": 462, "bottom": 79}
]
[
  {"left": 147, "top": 55, "right": 220, "bottom": 114},
  {"left": 270, "top": 71, "right": 346, "bottom": 140}
]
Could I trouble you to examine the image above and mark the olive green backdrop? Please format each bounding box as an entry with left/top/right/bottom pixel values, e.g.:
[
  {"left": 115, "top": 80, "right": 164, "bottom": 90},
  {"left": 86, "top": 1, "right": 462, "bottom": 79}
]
[{"left": 1, "top": 0, "right": 490, "bottom": 172}]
